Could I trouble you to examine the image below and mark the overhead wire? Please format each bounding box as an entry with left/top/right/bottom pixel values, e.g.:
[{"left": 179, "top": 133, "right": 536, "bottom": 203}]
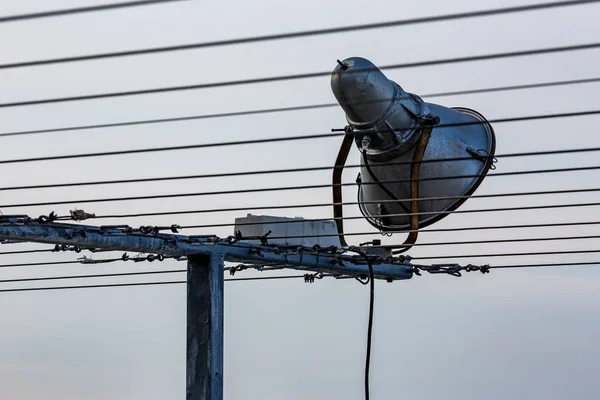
[
  {"left": 2, "top": 163, "right": 599, "bottom": 210},
  {"left": 2, "top": 43, "right": 600, "bottom": 108},
  {"left": 0, "top": 275, "right": 322, "bottom": 293},
  {"left": 87, "top": 184, "right": 600, "bottom": 220},
  {"left": 2, "top": 260, "right": 600, "bottom": 293},
  {"left": 0, "top": 0, "right": 188, "bottom": 23},
  {"left": 0, "top": 2, "right": 597, "bottom": 282},
  {"left": 2, "top": 145, "right": 600, "bottom": 194},
  {"left": 0, "top": 0, "right": 596, "bottom": 70},
  {"left": 411, "top": 249, "right": 600, "bottom": 260},
  {"left": 0, "top": 109, "right": 597, "bottom": 165},
  {"left": 0, "top": 269, "right": 185, "bottom": 284},
  {"left": 0, "top": 110, "right": 600, "bottom": 168},
  {"left": 179, "top": 201, "right": 600, "bottom": 231},
  {"left": 3, "top": 220, "right": 600, "bottom": 259},
  {"left": 2, "top": 76, "right": 598, "bottom": 139}
]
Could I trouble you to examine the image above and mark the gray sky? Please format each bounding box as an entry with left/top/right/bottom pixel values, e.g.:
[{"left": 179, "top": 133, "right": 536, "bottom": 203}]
[{"left": 0, "top": 0, "right": 599, "bottom": 399}]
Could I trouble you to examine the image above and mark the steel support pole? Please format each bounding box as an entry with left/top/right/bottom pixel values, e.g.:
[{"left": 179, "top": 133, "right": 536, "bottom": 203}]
[{"left": 186, "top": 253, "right": 225, "bottom": 400}]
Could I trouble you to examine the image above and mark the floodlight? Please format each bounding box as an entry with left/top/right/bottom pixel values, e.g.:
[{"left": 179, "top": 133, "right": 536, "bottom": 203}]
[{"left": 331, "top": 57, "right": 496, "bottom": 245}]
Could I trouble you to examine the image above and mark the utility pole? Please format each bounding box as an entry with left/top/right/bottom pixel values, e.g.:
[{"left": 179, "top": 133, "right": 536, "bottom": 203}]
[
  {"left": 187, "top": 253, "right": 224, "bottom": 400},
  {"left": 0, "top": 216, "right": 441, "bottom": 400}
]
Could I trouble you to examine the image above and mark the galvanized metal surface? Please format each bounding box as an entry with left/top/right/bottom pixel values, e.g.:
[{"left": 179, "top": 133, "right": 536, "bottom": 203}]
[
  {"left": 0, "top": 219, "right": 413, "bottom": 280},
  {"left": 187, "top": 253, "right": 224, "bottom": 400},
  {"left": 331, "top": 57, "right": 430, "bottom": 155},
  {"left": 331, "top": 57, "right": 495, "bottom": 231}
]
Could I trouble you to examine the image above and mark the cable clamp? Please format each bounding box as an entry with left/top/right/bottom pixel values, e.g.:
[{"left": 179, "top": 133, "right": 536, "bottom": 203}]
[
  {"left": 465, "top": 264, "right": 491, "bottom": 274},
  {"left": 138, "top": 225, "right": 181, "bottom": 235},
  {"left": 260, "top": 230, "right": 271, "bottom": 245},
  {"left": 53, "top": 244, "right": 82, "bottom": 253},
  {"left": 229, "top": 264, "right": 249, "bottom": 276},
  {"left": 69, "top": 209, "right": 96, "bottom": 221},
  {"left": 36, "top": 212, "right": 58, "bottom": 224},
  {"left": 304, "top": 273, "right": 324, "bottom": 283},
  {"left": 466, "top": 147, "right": 498, "bottom": 170}
]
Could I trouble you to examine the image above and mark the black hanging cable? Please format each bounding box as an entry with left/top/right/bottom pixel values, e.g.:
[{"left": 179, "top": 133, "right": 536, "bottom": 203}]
[
  {"left": 0, "top": 109, "right": 597, "bottom": 165},
  {"left": 2, "top": 43, "right": 600, "bottom": 108},
  {"left": 0, "top": 0, "right": 188, "bottom": 23},
  {"left": 346, "top": 247, "right": 375, "bottom": 400},
  {"left": 1, "top": 1, "right": 596, "bottom": 69},
  {"left": 1, "top": 76, "right": 598, "bottom": 139}
]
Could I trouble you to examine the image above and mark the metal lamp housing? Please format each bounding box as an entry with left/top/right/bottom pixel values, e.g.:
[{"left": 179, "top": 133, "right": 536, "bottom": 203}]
[{"left": 331, "top": 57, "right": 496, "bottom": 231}]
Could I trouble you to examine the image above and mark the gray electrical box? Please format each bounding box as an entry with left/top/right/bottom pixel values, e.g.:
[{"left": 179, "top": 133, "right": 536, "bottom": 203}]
[{"left": 234, "top": 214, "right": 341, "bottom": 247}]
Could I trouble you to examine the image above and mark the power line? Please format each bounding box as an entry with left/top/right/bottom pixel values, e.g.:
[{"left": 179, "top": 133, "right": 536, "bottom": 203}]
[
  {"left": 0, "top": 260, "right": 81, "bottom": 269},
  {"left": 0, "top": 109, "right": 598, "bottom": 166},
  {"left": 5, "top": 220, "right": 600, "bottom": 258},
  {"left": 0, "top": 0, "right": 597, "bottom": 69},
  {"left": 3, "top": 76, "right": 597, "bottom": 139},
  {"left": 490, "top": 261, "right": 600, "bottom": 269},
  {"left": 3, "top": 260, "right": 600, "bottom": 293},
  {"left": 0, "top": 275, "right": 314, "bottom": 293},
  {"left": 3, "top": 250, "right": 600, "bottom": 282},
  {"left": 3, "top": 253, "right": 600, "bottom": 283},
  {"left": 0, "top": 269, "right": 185, "bottom": 283},
  {"left": 412, "top": 249, "right": 600, "bottom": 260},
  {"left": 4, "top": 147, "right": 600, "bottom": 194},
  {"left": 88, "top": 183, "right": 600, "bottom": 220},
  {"left": 0, "top": 236, "right": 598, "bottom": 273},
  {"left": 209, "top": 220, "right": 600, "bottom": 242},
  {"left": 389, "top": 234, "right": 600, "bottom": 248},
  {"left": 0, "top": 248, "right": 53, "bottom": 256},
  {"left": 0, "top": 0, "right": 187, "bottom": 23},
  {"left": 0, "top": 280, "right": 186, "bottom": 293},
  {"left": 0, "top": 255, "right": 183, "bottom": 269},
  {"left": 3, "top": 43, "right": 600, "bottom": 108},
  {"left": 178, "top": 201, "right": 600, "bottom": 232},
  {"left": 4, "top": 164, "right": 598, "bottom": 210}
]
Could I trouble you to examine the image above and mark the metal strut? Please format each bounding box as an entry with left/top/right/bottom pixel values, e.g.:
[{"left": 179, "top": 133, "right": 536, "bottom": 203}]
[
  {"left": 332, "top": 128, "right": 355, "bottom": 247},
  {"left": 391, "top": 119, "right": 436, "bottom": 253}
]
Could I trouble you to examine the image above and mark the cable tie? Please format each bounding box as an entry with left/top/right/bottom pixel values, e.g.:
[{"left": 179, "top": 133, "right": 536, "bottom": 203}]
[
  {"left": 53, "top": 244, "right": 82, "bottom": 253},
  {"left": 304, "top": 273, "right": 324, "bottom": 283},
  {"left": 146, "top": 254, "right": 165, "bottom": 262},
  {"left": 230, "top": 264, "right": 250, "bottom": 276},
  {"left": 36, "top": 212, "right": 57, "bottom": 224}
]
